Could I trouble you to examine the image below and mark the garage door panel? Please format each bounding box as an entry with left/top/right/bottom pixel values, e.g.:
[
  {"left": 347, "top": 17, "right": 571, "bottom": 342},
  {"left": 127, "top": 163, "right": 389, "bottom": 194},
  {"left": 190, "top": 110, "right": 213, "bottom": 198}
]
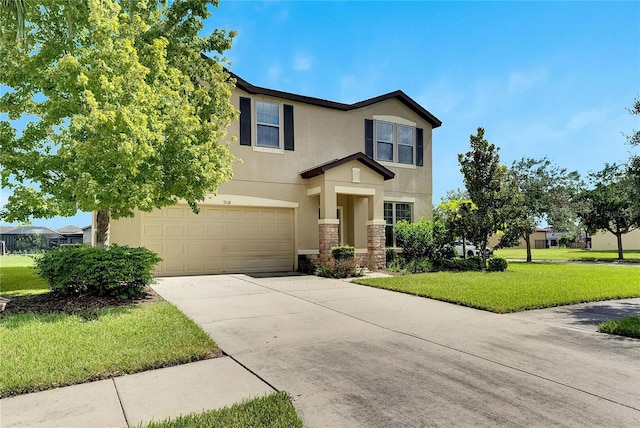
[
  {"left": 242, "top": 210, "right": 260, "bottom": 221},
  {"left": 186, "top": 260, "right": 204, "bottom": 272},
  {"left": 224, "top": 209, "right": 243, "bottom": 221},
  {"left": 207, "top": 225, "right": 224, "bottom": 237},
  {"left": 166, "top": 207, "right": 184, "bottom": 218},
  {"left": 186, "top": 243, "right": 203, "bottom": 255},
  {"left": 205, "top": 208, "right": 223, "bottom": 219},
  {"left": 278, "top": 225, "right": 293, "bottom": 237},
  {"left": 166, "top": 225, "right": 184, "bottom": 236},
  {"left": 164, "top": 242, "right": 185, "bottom": 256},
  {"left": 143, "top": 225, "right": 163, "bottom": 237},
  {"left": 186, "top": 225, "right": 204, "bottom": 237},
  {"left": 141, "top": 205, "right": 295, "bottom": 275}
]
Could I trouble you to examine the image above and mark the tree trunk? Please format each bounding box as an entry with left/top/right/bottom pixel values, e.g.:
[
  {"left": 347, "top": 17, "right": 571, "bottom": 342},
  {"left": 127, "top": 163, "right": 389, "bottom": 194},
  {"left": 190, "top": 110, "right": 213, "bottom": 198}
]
[
  {"left": 525, "top": 235, "right": 532, "bottom": 262},
  {"left": 480, "top": 238, "right": 488, "bottom": 270},
  {"left": 462, "top": 234, "right": 467, "bottom": 259},
  {"left": 95, "top": 210, "right": 110, "bottom": 248},
  {"left": 616, "top": 233, "right": 624, "bottom": 260}
]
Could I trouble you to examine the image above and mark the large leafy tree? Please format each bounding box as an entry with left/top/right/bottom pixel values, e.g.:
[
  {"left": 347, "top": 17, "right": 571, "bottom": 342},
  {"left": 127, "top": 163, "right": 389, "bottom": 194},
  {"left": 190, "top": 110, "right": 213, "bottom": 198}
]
[
  {"left": 458, "top": 127, "right": 522, "bottom": 267},
  {"left": 0, "top": 0, "right": 237, "bottom": 246},
  {"left": 577, "top": 164, "right": 640, "bottom": 260},
  {"left": 499, "top": 157, "right": 582, "bottom": 262}
]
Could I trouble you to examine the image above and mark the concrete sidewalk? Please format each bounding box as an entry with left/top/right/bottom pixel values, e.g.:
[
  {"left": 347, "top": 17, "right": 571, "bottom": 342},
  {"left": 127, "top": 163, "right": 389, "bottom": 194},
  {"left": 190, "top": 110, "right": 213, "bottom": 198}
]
[{"left": 0, "top": 357, "right": 275, "bottom": 428}]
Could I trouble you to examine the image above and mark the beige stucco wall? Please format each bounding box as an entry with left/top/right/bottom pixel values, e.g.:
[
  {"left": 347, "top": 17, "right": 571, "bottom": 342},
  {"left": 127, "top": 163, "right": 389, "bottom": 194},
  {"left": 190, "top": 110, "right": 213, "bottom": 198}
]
[
  {"left": 218, "top": 88, "right": 434, "bottom": 253},
  {"left": 109, "top": 86, "right": 435, "bottom": 260},
  {"left": 591, "top": 229, "right": 640, "bottom": 250}
]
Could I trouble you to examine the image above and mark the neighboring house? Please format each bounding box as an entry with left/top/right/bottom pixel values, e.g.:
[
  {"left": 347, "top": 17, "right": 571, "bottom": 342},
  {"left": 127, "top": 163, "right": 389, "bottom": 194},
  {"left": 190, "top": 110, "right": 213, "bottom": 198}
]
[
  {"left": 591, "top": 229, "right": 640, "bottom": 251},
  {"left": 0, "top": 226, "right": 62, "bottom": 253},
  {"left": 82, "top": 225, "right": 92, "bottom": 246},
  {"left": 488, "top": 229, "right": 548, "bottom": 250},
  {"left": 56, "top": 225, "right": 84, "bottom": 245},
  {"left": 107, "top": 71, "right": 441, "bottom": 276},
  {"left": 0, "top": 226, "right": 15, "bottom": 256}
]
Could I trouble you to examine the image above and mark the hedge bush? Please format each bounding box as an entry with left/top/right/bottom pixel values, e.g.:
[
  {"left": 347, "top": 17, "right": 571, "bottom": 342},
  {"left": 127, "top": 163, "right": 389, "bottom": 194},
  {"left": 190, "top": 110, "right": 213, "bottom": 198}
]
[
  {"left": 434, "top": 256, "right": 484, "bottom": 272},
  {"left": 394, "top": 218, "right": 452, "bottom": 262},
  {"left": 487, "top": 257, "right": 508, "bottom": 272},
  {"left": 315, "top": 245, "right": 358, "bottom": 278},
  {"left": 331, "top": 245, "right": 355, "bottom": 260},
  {"left": 34, "top": 245, "right": 162, "bottom": 300}
]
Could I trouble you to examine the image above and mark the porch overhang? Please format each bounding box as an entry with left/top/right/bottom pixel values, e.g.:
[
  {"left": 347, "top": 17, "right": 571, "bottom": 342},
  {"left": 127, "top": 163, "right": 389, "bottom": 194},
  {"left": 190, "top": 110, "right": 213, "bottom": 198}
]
[{"left": 300, "top": 152, "right": 395, "bottom": 181}]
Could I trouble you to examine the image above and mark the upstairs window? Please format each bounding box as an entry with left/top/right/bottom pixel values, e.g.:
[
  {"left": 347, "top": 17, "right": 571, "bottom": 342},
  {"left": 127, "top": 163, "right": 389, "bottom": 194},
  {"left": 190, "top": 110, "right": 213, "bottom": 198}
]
[
  {"left": 397, "top": 125, "right": 414, "bottom": 164},
  {"left": 376, "top": 121, "right": 394, "bottom": 161},
  {"left": 256, "top": 101, "right": 280, "bottom": 148},
  {"left": 375, "top": 120, "right": 415, "bottom": 165},
  {"left": 240, "top": 97, "right": 294, "bottom": 151}
]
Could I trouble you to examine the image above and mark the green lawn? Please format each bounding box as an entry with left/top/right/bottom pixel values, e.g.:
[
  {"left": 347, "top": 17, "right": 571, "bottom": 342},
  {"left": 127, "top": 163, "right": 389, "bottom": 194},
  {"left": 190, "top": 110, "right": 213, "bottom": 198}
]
[
  {"left": 0, "top": 255, "right": 49, "bottom": 297},
  {"left": 494, "top": 248, "right": 640, "bottom": 263},
  {"left": 145, "top": 392, "right": 303, "bottom": 428},
  {"left": 0, "top": 254, "right": 221, "bottom": 398},
  {"left": 598, "top": 316, "right": 640, "bottom": 339},
  {"left": 0, "top": 302, "right": 220, "bottom": 397},
  {"left": 354, "top": 262, "right": 640, "bottom": 313}
]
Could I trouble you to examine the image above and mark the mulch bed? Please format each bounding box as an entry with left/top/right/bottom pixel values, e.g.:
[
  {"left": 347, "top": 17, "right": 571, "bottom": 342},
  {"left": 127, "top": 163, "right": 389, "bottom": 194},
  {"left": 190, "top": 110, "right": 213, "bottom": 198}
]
[{"left": 1, "top": 287, "right": 164, "bottom": 316}]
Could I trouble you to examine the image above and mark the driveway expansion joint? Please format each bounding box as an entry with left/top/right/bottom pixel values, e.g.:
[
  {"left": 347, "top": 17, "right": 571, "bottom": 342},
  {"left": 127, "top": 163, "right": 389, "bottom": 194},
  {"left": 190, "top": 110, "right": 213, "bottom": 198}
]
[{"left": 112, "top": 377, "right": 131, "bottom": 427}]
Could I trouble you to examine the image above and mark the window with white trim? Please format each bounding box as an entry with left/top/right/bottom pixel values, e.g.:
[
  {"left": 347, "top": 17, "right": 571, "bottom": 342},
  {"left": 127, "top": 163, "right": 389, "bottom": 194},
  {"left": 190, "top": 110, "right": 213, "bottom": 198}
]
[
  {"left": 256, "top": 101, "right": 280, "bottom": 148},
  {"left": 384, "top": 202, "right": 413, "bottom": 247},
  {"left": 375, "top": 121, "right": 415, "bottom": 164}
]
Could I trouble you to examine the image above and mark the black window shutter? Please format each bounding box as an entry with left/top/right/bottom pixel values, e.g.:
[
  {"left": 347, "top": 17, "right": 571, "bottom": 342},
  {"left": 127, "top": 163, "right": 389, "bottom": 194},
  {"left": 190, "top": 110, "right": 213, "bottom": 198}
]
[
  {"left": 416, "top": 128, "right": 424, "bottom": 167},
  {"left": 284, "top": 104, "right": 294, "bottom": 151},
  {"left": 364, "top": 119, "right": 374, "bottom": 158},
  {"left": 239, "top": 97, "right": 251, "bottom": 146}
]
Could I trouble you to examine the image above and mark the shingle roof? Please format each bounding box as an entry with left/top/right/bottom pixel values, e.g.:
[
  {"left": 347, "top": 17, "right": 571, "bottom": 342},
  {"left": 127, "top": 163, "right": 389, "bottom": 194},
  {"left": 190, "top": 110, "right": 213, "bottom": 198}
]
[
  {"left": 229, "top": 71, "right": 442, "bottom": 128},
  {"left": 201, "top": 54, "right": 442, "bottom": 129}
]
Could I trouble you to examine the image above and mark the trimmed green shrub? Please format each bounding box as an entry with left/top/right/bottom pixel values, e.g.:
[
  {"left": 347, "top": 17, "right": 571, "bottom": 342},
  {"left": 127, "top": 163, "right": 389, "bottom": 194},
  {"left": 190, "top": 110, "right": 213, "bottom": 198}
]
[
  {"left": 331, "top": 245, "right": 355, "bottom": 260},
  {"left": 34, "top": 245, "right": 162, "bottom": 300},
  {"left": 405, "top": 258, "right": 432, "bottom": 274},
  {"left": 386, "top": 248, "right": 398, "bottom": 263},
  {"left": 315, "top": 259, "right": 359, "bottom": 279},
  {"left": 434, "top": 256, "right": 484, "bottom": 272},
  {"left": 394, "top": 218, "right": 451, "bottom": 262},
  {"left": 487, "top": 257, "right": 508, "bottom": 272}
]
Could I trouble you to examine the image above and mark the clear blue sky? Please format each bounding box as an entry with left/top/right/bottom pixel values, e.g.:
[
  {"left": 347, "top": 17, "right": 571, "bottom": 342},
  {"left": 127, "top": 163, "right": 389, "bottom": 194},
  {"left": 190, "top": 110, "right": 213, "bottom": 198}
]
[{"left": 2, "top": 0, "right": 639, "bottom": 230}]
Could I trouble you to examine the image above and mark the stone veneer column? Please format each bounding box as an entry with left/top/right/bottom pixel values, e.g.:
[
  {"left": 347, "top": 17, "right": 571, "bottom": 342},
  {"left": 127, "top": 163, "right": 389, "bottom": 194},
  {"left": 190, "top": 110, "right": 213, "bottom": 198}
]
[
  {"left": 318, "top": 222, "right": 339, "bottom": 264},
  {"left": 367, "top": 223, "right": 386, "bottom": 270}
]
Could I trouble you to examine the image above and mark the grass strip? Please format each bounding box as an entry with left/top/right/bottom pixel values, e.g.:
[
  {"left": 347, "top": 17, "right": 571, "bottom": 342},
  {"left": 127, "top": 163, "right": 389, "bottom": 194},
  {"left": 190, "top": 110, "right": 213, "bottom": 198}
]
[
  {"left": 0, "top": 256, "right": 49, "bottom": 297},
  {"left": 144, "top": 391, "right": 303, "bottom": 428},
  {"left": 0, "top": 302, "right": 220, "bottom": 397},
  {"left": 598, "top": 316, "right": 640, "bottom": 338},
  {"left": 354, "top": 262, "right": 640, "bottom": 313},
  {"left": 494, "top": 248, "right": 640, "bottom": 263}
]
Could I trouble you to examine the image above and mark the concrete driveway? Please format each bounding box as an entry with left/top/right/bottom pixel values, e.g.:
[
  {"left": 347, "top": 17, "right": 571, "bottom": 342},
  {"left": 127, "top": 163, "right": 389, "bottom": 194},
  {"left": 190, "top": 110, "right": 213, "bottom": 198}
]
[{"left": 153, "top": 274, "right": 640, "bottom": 427}]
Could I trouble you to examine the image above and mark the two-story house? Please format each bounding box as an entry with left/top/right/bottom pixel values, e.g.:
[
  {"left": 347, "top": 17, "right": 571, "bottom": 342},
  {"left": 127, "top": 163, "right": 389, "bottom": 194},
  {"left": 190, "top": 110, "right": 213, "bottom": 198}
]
[{"left": 106, "top": 71, "right": 441, "bottom": 276}]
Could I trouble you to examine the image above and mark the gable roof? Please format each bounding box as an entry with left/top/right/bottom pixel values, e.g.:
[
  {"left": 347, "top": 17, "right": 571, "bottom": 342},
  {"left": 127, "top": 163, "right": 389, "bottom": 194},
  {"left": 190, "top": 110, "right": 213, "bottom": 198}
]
[
  {"left": 222, "top": 68, "right": 442, "bottom": 129},
  {"left": 300, "top": 152, "right": 395, "bottom": 181},
  {"left": 56, "top": 225, "right": 83, "bottom": 234},
  {"left": 3, "top": 226, "right": 62, "bottom": 237}
]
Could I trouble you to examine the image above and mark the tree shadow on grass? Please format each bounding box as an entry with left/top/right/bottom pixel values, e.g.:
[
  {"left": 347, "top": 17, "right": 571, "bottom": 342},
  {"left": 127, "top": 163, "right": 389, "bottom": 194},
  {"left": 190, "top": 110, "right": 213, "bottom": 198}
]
[{"left": 555, "top": 300, "right": 640, "bottom": 329}]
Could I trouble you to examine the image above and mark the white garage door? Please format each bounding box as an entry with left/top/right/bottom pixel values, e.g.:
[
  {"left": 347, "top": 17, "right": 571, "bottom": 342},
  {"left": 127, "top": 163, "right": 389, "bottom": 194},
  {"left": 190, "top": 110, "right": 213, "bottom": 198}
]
[{"left": 140, "top": 205, "right": 294, "bottom": 276}]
